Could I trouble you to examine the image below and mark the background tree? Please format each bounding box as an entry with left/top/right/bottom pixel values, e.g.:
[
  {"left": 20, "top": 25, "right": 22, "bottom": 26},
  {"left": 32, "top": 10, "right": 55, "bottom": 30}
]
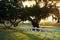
[{"left": 0, "top": 0, "right": 22, "bottom": 27}]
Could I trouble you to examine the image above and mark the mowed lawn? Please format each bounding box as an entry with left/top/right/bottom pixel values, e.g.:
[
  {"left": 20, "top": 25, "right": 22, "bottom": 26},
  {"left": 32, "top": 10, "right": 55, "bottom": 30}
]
[
  {"left": 0, "top": 23, "right": 60, "bottom": 40},
  {"left": 0, "top": 28, "right": 42, "bottom": 40},
  {"left": 0, "top": 28, "right": 59, "bottom": 40}
]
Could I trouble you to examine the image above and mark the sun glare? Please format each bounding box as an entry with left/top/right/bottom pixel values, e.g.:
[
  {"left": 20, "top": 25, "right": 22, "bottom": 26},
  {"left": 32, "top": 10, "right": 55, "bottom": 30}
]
[
  {"left": 56, "top": 1, "right": 60, "bottom": 7},
  {"left": 40, "top": 14, "right": 57, "bottom": 23},
  {"left": 22, "top": 1, "right": 36, "bottom": 8},
  {"left": 39, "top": 1, "right": 45, "bottom": 8},
  {"left": 47, "top": 16, "right": 52, "bottom": 22}
]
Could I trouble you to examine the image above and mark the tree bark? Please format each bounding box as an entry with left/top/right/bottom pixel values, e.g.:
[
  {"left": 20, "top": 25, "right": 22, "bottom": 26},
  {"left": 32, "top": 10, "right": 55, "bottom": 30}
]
[
  {"left": 10, "top": 19, "right": 21, "bottom": 27},
  {"left": 32, "top": 19, "right": 39, "bottom": 28},
  {"left": 13, "top": 20, "right": 21, "bottom": 27},
  {"left": 28, "top": 17, "right": 40, "bottom": 28}
]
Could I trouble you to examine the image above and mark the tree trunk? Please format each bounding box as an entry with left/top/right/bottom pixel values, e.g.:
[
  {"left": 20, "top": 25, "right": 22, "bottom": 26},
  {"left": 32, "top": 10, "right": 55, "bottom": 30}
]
[
  {"left": 13, "top": 23, "right": 18, "bottom": 27},
  {"left": 28, "top": 17, "right": 40, "bottom": 28},
  {"left": 32, "top": 19, "right": 40, "bottom": 31},
  {"left": 32, "top": 19, "right": 39, "bottom": 28},
  {"left": 10, "top": 19, "right": 21, "bottom": 27}
]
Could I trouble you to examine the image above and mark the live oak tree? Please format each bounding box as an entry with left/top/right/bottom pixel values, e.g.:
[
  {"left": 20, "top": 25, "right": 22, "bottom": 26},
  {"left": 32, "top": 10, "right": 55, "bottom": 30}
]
[
  {"left": 0, "top": 0, "right": 59, "bottom": 28},
  {"left": 21, "top": 0, "right": 59, "bottom": 28},
  {"left": 0, "top": 0, "right": 22, "bottom": 27}
]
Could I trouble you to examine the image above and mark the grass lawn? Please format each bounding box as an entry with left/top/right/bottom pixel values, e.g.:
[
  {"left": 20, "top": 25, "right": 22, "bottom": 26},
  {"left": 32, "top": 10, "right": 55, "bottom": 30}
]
[
  {"left": 1, "top": 28, "right": 59, "bottom": 40},
  {"left": 0, "top": 23, "right": 60, "bottom": 40},
  {"left": 0, "top": 28, "right": 42, "bottom": 40}
]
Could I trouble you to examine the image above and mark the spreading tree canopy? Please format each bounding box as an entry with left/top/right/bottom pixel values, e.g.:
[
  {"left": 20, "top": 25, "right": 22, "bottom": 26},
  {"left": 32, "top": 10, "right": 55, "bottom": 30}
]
[{"left": 0, "top": 0, "right": 59, "bottom": 28}]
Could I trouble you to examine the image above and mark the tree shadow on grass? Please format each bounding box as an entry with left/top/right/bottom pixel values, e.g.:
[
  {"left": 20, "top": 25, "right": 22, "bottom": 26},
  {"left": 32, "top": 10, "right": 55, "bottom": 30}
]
[
  {"left": 0, "top": 27, "right": 18, "bottom": 40},
  {"left": 18, "top": 30, "right": 43, "bottom": 40},
  {"left": 0, "top": 27, "right": 51, "bottom": 40}
]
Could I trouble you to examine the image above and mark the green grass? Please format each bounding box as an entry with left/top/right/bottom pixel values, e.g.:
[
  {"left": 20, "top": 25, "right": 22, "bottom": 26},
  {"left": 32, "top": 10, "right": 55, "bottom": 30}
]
[
  {"left": 0, "top": 23, "right": 60, "bottom": 40},
  {"left": 0, "top": 28, "right": 59, "bottom": 40},
  {"left": 18, "top": 23, "right": 60, "bottom": 30},
  {"left": 40, "top": 26, "right": 60, "bottom": 30},
  {"left": 0, "top": 29, "right": 42, "bottom": 40},
  {"left": 18, "top": 23, "right": 32, "bottom": 27}
]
